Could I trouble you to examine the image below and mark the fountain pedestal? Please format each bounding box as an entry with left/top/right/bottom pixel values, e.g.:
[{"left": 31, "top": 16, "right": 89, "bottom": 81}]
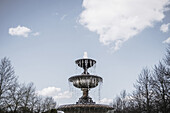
[
  {"left": 57, "top": 53, "right": 113, "bottom": 113},
  {"left": 76, "top": 88, "right": 95, "bottom": 104}
]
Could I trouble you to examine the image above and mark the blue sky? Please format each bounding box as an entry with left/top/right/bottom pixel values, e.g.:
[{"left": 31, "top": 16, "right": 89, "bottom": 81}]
[{"left": 0, "top": 0, "right": 170, "bottom": 104}]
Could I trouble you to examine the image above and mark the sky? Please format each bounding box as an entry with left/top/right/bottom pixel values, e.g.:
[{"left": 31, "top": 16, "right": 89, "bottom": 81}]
[{"left": 0, "top": 0, "right": 170, "bottom": 105}]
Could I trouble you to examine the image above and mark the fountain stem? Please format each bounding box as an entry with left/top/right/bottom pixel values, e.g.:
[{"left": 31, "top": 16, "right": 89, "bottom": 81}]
[
  {"left": 77, "top": 88, "right": 95, "bottom": 104},
  {"left": 83, "top": 68, "right": 89, "bottom": 75},
  {"left": 82, "top": 88, "right": 89, "bottom": 98}
]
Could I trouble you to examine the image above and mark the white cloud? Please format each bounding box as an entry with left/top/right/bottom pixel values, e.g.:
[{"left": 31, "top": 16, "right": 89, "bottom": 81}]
[
  {"left": 32, "top": 32, "right": 40, "bottom": 36},
  {"left": 98, "top": 98, "right": 113, "bottom": 104},
  {"left": 37, "top": 87, "right": 72, "bottom": 100},
  {"left": 54, "top": 91, "right": 72, "bottom": 99},
  {"left": 9, "top": 25, "right": 31, "bottom": 37},
  {"left": 79, "top": 0, "right": 169, "bottom": 51},
  {"left": 160, "top": 23, "right": 170, "bottom": 32},
  {"left": 37, "top": 87, "right": 61, "bottom": 97},
  {"left": 163, "top": 37, "right": 170, "bottom": 44}
]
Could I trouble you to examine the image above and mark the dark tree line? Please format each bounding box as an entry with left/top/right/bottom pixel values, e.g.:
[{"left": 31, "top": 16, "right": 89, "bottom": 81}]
[
  {"left": 112, "top": 46, "right": 170, "bottom": 113},
  {"left": 0, "top": 57, "right": 57, "bottom": 113}
]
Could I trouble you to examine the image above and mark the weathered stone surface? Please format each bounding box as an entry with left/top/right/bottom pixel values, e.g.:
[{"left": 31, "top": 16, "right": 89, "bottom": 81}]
[{"left": 57, "top": 104, "right": 113, "bottom": 113}]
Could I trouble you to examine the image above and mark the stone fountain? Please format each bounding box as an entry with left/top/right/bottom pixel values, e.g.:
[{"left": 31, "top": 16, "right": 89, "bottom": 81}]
[{"left": 57, "top": 52, "right": 113, "bottom": 113}]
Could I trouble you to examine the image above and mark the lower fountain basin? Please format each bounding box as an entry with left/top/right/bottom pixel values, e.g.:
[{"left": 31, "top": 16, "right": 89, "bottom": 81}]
[
  {"left": 57, "top": 104, "right": 114, "bottom": 113},
  {"left": 69, "top": 75, "right": 103, "bottom": 88}
]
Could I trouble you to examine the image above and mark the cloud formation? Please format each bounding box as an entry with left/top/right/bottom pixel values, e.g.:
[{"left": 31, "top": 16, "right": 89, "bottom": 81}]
[
  {"left": 79, "top": 0, "right": 169, "bottom": 51},
  {"left": 98, "top": 98, "right": 113, "bottom": 104},
  {"left": 9, "top": 25, "right": 40, "bottom": 37},
  {"left": 163, "top": 37, "right": 170, "bottom": 44},
  {"left": 160, "top": 23, "right": 170, "bottom": 32},
  {"left": 37, "top": 87, "right": 72, "bottom": 101},
  {"left": 37, "top": 87, "right": 61, "bottom": 97},
  {"left": 54, "top": 91, "right": 72, "bottom": 99},
  {"left": 9, "top": 25, "right": 31, "bottom": 37}
]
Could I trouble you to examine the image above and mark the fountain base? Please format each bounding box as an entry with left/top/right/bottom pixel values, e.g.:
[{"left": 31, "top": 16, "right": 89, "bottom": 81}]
[{"left": 57, "top": 104, "right": 113, "bottom": 113}]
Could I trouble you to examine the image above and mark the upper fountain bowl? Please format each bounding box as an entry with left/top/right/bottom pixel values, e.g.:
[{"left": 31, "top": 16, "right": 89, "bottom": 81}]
[
  {"left": 69, "top": 75, "right": 103, "bottom": 89},
  {"left": 76, "top": 58, "right": 96, "bottom": 70}
]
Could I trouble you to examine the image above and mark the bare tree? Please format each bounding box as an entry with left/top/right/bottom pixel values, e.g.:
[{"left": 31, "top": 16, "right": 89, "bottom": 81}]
[
  {"left": 4, "top": 83, "right": 25, "bottom": 113},
  {"left": 164, "top": 45, "right": 170, "bottom": 66},
  {"left": 113, "top": 96, "right": 122, "bottom": 112},
  {"left": 134, "top": 68, "right": 153, "bottom": 113},
  {"left": 29, "top": 94, "right": 42, "bottom": 113},
  {"left": 120, "top": 90, "right": 127, "bottom": 111},
  {"left": 132, "top": 86, "right": 143, "bottom": 113},
  {"left": 163, "top": 45, "right": 170, "bottom": 81},
  {"left": 33, "top": 96, "right": 43, "bottom": 113},
  {"left": 111, "top": 46, "right": 170, "bottom": 113},
  {"left": 42, "top": 97, "right": 56, "bottom": 113},
  {"left": 0, "top": 57, "right": 17, "bottom": 111},
  {"left": 151, "top": 62, "right": 170, "bottom": 113},
  {"left": 19, "top": 83, "right": 36, "bottom": 112},
  {"left": 112, "top": 90, "right": 128, "bottom": 113},
  {"left": 0, "top": 57, "right": 58, "bottom": 113}
]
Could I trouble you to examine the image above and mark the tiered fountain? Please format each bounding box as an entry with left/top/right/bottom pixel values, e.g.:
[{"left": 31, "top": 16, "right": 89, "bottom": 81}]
[{"left": 57, "top": 52, "right": 113, "bottom": 113}]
